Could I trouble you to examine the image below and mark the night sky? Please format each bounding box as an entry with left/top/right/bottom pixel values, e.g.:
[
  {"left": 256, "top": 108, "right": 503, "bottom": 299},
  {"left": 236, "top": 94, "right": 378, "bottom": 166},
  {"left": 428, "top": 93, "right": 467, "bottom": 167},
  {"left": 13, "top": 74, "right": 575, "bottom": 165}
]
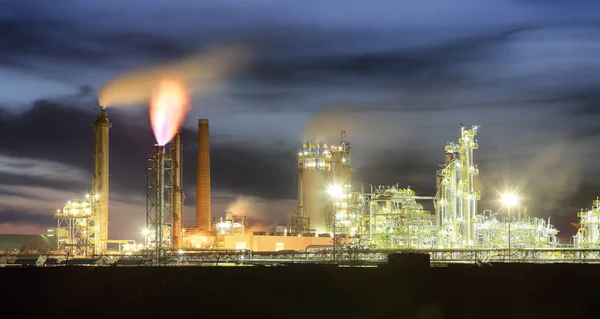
[{"left": 1, "top": 1, "right": 600, "bottom": 241}]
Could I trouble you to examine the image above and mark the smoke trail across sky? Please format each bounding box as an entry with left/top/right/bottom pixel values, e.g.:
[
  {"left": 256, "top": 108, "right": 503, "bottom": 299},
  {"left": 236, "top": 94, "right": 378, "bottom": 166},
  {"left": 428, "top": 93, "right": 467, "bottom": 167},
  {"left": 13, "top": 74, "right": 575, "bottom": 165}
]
[{"left": 97, "top": 45, "right": 249, "bottom": 108}]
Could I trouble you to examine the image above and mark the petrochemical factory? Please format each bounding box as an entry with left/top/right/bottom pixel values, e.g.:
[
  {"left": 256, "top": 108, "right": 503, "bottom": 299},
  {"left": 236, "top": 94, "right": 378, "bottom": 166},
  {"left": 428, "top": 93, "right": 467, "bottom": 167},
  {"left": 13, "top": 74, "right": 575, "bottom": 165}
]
[{"left": 16, "top": 107, "right": 600, "bottom": 265}]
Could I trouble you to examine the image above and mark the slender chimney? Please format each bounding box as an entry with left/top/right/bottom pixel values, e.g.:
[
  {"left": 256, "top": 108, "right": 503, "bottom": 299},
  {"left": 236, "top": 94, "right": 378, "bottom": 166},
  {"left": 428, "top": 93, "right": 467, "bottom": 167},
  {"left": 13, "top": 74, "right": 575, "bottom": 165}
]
[
  {"left": 93, "top": 106, "right": 111, "bottom": 252},
  {"left": 196, "top": 119, "right": 211, "bottom": 231},
  {"left": 171, "top": 133, "right": 182, "bottom": 248}
]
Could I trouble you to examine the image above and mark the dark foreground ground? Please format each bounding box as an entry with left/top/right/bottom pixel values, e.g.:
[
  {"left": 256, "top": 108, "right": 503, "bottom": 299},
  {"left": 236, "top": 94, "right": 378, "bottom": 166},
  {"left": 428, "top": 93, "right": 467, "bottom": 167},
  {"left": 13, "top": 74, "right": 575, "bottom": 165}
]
[{"left": 0, "top": 261, "right": 597, "bottom": 318}]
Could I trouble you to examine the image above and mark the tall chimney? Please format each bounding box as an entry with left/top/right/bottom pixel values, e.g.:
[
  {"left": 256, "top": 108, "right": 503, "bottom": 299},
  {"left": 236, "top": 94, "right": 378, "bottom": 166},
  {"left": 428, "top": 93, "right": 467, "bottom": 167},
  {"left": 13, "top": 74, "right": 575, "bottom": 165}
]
[
  {"left": 196, "top": 119, "right": 211, "bottom": 231},
  {"left": 93, "top": 106, "right": 111, "bottom": 252},
  {"left": 171, "top": 133, "right": 182, "bottom": 248}
]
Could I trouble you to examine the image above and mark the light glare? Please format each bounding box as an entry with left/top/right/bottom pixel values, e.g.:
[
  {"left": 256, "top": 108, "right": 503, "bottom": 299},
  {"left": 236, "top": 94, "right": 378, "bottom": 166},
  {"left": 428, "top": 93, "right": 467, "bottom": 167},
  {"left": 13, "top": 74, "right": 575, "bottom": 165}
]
[{"left": 502, "top": 193, "right": 519, "bottom": 207}]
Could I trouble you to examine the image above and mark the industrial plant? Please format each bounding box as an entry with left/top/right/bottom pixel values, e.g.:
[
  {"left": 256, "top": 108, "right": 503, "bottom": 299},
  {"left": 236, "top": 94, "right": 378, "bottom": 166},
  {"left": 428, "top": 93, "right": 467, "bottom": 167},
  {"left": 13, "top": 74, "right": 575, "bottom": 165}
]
[{"left": 4, "top": 106, "right": 600, "bottom": 266}]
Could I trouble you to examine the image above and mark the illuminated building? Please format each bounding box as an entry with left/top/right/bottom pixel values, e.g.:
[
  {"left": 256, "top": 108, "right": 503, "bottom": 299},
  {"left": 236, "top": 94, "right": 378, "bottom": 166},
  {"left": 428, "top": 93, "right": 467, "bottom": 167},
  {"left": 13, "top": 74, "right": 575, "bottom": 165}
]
[
  {"left": 296, "top": 131, "right": 353, "bottom": 235},
  {"left": 55, "top": 194, "right": 101, "bottom": 256}
]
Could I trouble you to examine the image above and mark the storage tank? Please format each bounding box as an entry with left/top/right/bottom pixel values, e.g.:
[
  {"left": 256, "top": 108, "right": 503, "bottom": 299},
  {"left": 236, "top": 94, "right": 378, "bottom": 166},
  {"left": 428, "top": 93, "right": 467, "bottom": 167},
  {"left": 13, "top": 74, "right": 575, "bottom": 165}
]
[
  {"left": 302, "top": 169, "right": 329, "bottom": 233},
  {"left": 297, "top": 143, "right": 331, "bottom": 234}
]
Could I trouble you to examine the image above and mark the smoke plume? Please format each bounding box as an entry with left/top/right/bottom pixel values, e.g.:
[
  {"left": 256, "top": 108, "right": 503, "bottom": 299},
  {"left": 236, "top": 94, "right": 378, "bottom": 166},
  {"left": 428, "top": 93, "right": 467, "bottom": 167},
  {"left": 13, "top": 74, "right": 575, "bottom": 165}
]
[
  {"left": 302, "top": 105, "right": 410, "bottom": 145},
  {"left": 98, "top": 45, "right": 249, "bottom": 107},
  {"left": 225, "top": 196, "right": 290, "bottom": 231}
]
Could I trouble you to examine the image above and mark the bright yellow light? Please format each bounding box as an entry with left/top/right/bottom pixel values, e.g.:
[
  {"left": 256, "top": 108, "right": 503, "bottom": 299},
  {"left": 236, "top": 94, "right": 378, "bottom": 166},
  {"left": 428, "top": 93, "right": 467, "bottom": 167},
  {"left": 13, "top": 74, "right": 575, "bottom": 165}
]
[
  {"left": 327, "top": 185, "right": 343, "bottom": 198},
  {"left": 142, "top": 228, "right": 150, "bottom": 236},
  {"left": 501, "top": 193, "right": 519, "bottom": 207}
]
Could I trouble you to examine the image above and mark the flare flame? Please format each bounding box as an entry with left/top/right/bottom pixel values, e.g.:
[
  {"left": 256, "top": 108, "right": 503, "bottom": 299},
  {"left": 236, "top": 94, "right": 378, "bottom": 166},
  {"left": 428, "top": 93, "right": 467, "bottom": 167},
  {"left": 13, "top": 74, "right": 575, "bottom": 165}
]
[{"left": 150, "top": 79, "right": 190, "bottom": 146}]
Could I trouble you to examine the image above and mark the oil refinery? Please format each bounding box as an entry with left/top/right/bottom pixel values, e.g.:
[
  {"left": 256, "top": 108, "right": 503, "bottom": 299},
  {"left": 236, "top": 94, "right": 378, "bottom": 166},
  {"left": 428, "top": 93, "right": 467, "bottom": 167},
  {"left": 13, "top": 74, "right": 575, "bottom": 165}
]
[{"left": 5, "top": 108, "right": 600, "bottom": 266}]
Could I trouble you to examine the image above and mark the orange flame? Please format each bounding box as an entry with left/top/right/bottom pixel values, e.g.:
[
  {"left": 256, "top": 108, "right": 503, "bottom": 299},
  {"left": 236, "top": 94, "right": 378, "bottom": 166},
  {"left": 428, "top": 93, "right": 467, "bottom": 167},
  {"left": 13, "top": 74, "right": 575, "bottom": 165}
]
[{"left": 150, "top": 79, "right": 190, "bottom": 146}]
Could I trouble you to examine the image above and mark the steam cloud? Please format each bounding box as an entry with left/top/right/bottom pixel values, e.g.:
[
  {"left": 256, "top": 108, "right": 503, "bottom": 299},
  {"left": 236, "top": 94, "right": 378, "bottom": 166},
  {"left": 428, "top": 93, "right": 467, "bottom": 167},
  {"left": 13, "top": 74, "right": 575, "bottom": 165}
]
[
  {"left": 302, "top": 106, "right": 360, "bottom": 143},
  {"left": 98, "top": 45, "right": 249, "bottom": 107},
  {"left": 225, "top": 196, "right": 288, "bottom": 231}
]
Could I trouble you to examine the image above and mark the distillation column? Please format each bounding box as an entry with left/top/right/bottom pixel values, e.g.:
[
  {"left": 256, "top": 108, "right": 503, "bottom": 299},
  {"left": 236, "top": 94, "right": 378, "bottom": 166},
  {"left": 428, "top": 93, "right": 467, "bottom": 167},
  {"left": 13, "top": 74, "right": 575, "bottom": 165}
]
[
  {"left": 171, "top": 133, "right": 182, "bottom": 248},
  {"left": 460, "top": 125, "right": 479, "bottom": 246},
  {"left": 92, "top": 107, "right": 111, "bottom": 252},
  {"left": 436, "top": 125, "right": 480, "bottom": 248},
  {"left": 196, "top": 119, "right": 211, "bottom": 231}
]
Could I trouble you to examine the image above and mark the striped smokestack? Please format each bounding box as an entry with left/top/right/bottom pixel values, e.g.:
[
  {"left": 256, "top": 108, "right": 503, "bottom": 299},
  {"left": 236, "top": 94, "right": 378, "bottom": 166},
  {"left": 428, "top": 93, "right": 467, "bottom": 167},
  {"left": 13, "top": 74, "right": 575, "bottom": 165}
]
[
  {"left": 196, "top": 119, "right": 211, "bottom": 231},
  {"left": 171, "top": 133, "right": 182, "bottom": 248}
]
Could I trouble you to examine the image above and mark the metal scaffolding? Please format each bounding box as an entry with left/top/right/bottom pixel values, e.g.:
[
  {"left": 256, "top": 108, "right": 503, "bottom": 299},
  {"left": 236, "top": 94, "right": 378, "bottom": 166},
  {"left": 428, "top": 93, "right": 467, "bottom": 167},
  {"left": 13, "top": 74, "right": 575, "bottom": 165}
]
[
  {"left": 146, "top": 145, "right": 173, "bottom": 259},
  {"left": 55, "top": 194, "right": 101, "bottom": 256},
  {"left": 286, "top": 210, "right": 311, "bottom": 236},
  {"left": 574, "top": 198, "right": 600, "bottom": 248},
  {"left": 215, "top": 212, "right": 246, "bottom": 236},
  {"left": 341, "top": 124, "right": 560, "bottom": 251},
  {"left": 362, "top": 186, "right": 437, "bottom": 249},
  {"left": 435, "top": 124, "right": 481, "bottom": 248},
  {"left": 473, "top": 211, "right": 558, "bottom": 248}
]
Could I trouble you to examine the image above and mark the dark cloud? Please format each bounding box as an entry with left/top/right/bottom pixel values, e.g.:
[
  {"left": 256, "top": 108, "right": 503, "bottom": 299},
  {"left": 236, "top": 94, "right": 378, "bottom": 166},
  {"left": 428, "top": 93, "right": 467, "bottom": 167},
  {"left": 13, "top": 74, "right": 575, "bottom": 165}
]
[
  {"left": 0, "top": 8, "right": 195, "bottom": 76},
  {"left": 0, "top": 100, "right": 300, "bottom": 202},
  {"left": 0, "top": 208, "right": 55, "bottom": 226},
  {"left": 0, "top": 173, "right": 87, "bottom": 196},
  {"left": 241, "top": 26, "right": 534, "bottom": 89}
]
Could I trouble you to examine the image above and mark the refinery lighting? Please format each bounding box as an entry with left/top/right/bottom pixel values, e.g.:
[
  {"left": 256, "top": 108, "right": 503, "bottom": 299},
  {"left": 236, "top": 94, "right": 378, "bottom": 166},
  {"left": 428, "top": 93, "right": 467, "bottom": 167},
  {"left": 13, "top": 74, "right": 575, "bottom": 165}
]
[
  {"left": 501, "top": 192, "right": 518, "bottom": 260},
  {"left": 501, "top": 193, "right": 519, "bottom": 207},
  {"left": 327, "top": 185, "right": 343, "bottom": 198}
]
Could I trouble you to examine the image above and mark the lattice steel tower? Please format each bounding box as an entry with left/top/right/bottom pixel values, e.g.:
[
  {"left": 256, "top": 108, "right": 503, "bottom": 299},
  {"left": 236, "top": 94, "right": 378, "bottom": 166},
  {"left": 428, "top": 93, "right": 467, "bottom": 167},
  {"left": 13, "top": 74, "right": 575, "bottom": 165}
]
[{"left": 146, "top": 145, "right": 174, "bottom": 259}]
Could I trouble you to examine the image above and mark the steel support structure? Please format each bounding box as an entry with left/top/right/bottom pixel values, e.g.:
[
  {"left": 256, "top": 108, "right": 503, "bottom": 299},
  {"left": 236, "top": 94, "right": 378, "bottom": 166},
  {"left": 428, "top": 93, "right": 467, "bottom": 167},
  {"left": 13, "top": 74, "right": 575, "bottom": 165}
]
[
  {"left": 146, "top": 145, "right": 173, "bottom": 259},
  {"left": 9, "top": 248, "right": 600, "bottom": 266},
  {"left": 56, "top": 195, "right": 100, "bottom": 257}
]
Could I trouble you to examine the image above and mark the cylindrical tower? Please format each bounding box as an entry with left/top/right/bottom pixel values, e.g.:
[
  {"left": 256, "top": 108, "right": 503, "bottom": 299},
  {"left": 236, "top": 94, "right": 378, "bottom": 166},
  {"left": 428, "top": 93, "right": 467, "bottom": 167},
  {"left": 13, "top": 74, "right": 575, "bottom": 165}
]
[
  {"left": 297, "top": 169, "right": 304, "bottom": 219},
  {"left": 196, "top": 119, "right": 211, "bottom": 231},
  {"left": 297, "top": 142, "right": 335, "bottom": 234},
  {"left": 171, "top": 133, "right": 182, "bottom": 248},
  {"left": 92, "top": 107, "right": 111, "bottom": 252},
  {"left": 303, "top": 169, "right": 328, "bottom": 233}
]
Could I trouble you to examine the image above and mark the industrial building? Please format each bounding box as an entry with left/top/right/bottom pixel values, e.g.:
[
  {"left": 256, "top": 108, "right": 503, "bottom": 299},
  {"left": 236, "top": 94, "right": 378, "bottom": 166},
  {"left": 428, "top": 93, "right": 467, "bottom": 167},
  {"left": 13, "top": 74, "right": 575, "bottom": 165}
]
[
  {"left": 5, "top": 106, "right": 600, "bottom": 265},
  {"left": 294, "top": 131, "right": 353, "bottom": 235}
]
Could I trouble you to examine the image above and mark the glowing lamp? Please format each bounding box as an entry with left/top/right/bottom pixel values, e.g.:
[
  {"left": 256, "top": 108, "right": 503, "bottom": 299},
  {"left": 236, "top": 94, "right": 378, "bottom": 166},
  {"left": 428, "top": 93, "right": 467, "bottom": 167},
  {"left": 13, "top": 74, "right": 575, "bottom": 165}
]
[
  {"left": 501, "top": 193, "right": 518, "bottom": 207},
  {"left": 327, "top": 185, "right": 343, "bottom": 198}
]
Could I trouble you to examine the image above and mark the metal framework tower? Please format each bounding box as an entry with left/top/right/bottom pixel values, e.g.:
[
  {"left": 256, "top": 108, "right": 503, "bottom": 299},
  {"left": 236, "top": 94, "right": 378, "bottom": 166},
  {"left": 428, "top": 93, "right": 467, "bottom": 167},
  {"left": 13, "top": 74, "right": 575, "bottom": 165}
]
[
  {"left": 146, "top": 145, "right": 173, "bottom": 258},
  {"left": 435, "top": 124, "right": 480, "bottom": 248},
  {"left": 363, "top": 186, "right": 436, "bottom": 248},
  {"left": 56, "top": 194, "right": 101, "bottom": 256},
  {"left": 329, "top": 131, "right": 354, "bottom": 235},
  {"left": 575, "top": 198, "right": 600, "bottom": 248},
  {"left": 286, "top": 210, "right": 310, "bottom": 235}
]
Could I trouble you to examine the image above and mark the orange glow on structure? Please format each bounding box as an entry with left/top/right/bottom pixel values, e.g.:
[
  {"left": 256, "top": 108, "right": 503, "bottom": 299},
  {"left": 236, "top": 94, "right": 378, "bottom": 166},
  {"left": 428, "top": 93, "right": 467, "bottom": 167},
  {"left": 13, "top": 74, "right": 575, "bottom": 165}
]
[{"left": 150, "top": 79, "right": 190, "bottom": 146}]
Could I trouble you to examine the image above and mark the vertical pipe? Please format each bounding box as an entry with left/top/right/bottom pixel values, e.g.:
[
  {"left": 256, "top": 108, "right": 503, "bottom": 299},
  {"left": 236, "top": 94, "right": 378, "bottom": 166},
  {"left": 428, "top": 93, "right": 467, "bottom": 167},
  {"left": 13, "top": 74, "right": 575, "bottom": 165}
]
[
  {"left": 156, "top": 145, "right": 165, "bottom": 257},
  {"left": 196, "top": 119, "right": 211, "bottom": 231},
  {"left": 171, "top": 133, "right": 182, "bottom": 248},
  {"left": 369, "top": 200, "right": 373, "bottom": 240},
  {"left": 93, "top": 107, "right": 111, "bottom": 253},
  {"left": 297, "top": 168, "right": 304, "bottom": 233}
]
